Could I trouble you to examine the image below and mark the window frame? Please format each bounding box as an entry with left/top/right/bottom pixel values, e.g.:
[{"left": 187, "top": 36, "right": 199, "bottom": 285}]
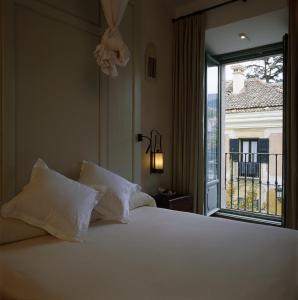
[
  {"left": 240, "top": 138, "right": 259, "bottom": 163},
  {"left": 216, "top": 42, "right": 285, "bottom": 226}
]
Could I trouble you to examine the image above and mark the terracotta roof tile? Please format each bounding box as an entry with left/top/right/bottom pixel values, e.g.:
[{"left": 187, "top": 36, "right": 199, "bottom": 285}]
[{"left": 225, "top": 79, "right": 283, "bottom": 113}]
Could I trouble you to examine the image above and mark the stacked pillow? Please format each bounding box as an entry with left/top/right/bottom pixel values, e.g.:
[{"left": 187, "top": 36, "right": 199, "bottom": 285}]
[
  {"left": 1, "top": 159, "right": 156, "bottom": 243},
  {"left": 129, "top": 191, "right": 156, "bottom": 210},
  {"left": 79, "top": 161, "right": 141, "bottom": 223}
]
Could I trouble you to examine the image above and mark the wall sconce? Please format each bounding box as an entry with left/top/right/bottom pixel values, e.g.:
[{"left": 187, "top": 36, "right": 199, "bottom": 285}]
[{"left": 137, "top": 130, "right": 164, "bottom": 174}]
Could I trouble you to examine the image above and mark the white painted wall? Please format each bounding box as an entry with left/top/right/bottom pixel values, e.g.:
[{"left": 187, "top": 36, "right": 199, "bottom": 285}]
[
  {"left": 102, "top": 0, "right": 174, "bottom": 194},
  {"left": 138, "top": 0, "right": 174, "bottom": 194},
  {"left": 1, "top": 0, "right": 101, "bottom": 201},
  {"left": 1, "top": 0, "right": 174, "bottom": 201},
  {"left": 99, "top": 3, "right": 135, "bottom": 181},
  {"left": 94, "top": 0, "right": 174, "bottom": 193}
]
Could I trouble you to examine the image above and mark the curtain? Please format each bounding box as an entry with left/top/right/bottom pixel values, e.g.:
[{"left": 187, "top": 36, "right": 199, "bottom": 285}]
[
  {"left": 95, "top": 0, "right": 130, "bottom": 77},
  {"left": 285, "top": 0, "right": 298, "bottom": 229},
  {"left": 172, "top": 14, "right": 206, "bottom": 214}
]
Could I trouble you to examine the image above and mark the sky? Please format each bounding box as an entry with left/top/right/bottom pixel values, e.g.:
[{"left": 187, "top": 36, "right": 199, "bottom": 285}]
[
  {"left": 225, "top": 60, "right": 264, "bottom": 81},
  {"left": 207, "top": 57, "right": 283, "bottom": 94},
  {"left": 207, "top": 66, "right": 219, "bottom": 94},
  {"left": 207, "top": 60, "right": 264, "bottom": 94}
]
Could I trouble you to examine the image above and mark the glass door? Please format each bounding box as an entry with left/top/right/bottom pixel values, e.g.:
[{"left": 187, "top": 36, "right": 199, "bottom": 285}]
[{"left": 205, "top": 55, "right": 221, "bottom": 216}]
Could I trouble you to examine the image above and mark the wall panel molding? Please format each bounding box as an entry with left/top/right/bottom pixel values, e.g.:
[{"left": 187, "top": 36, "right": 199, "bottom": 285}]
[
  {"left": 0, "top": 0, "right": 139, "bottom": 203},
  {"left": 1, "top": 0, "right": 17, "bottom": 203},
  {"left": 1, "top": 0, "right": 101, "bottom": 203},
  {"left": 99, "top": 3, "right": 136, "bottom": 181},
  {"left": 34, "top": 0, "right": 101, "bottom": 27},
  {"left": 15, "top": 0, "right": 101, "bottom": 36}
]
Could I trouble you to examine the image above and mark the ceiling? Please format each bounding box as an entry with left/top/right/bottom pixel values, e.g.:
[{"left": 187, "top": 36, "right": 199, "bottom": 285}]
[
  {"left": 205, "top": 8, "right": 288, "bottom": 55},
  {"left": 175, "top": 0, "right": 222, "bottom": 7}
]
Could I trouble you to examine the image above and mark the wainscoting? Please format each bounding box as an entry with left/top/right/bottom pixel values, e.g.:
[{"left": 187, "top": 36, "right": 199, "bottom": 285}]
[{"left": 0, "top": 0, "right": 138, "bottom": 203}]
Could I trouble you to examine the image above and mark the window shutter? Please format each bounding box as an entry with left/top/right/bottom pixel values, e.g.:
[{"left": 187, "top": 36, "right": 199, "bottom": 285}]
[
  {"left": 258, "top": 139, "right": 269, "bottom": 163},
  {"left": 229, "top": 139, "right": 239, "bottom": 161}
]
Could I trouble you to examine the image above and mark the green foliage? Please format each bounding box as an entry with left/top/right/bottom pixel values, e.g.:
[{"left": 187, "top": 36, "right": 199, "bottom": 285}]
[
  {"left": 225, "top": 181, "right": 282, "bottom": 216},
  {"left": 226, "top": 181, "right": 258, "bottom": 210},
  {"left": 246, "top": 55, "right": 283, "bottom": 83}
]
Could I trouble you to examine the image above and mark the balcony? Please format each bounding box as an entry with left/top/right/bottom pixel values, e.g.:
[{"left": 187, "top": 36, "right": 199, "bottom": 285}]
[{"left": 223, "top": 152, "right": 283, "bottom": 222}]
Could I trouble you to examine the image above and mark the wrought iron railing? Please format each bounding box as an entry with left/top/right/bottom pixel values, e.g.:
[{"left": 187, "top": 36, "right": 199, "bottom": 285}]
[{"left": 224, "top": 152, "right": 283, "bottom": 219}]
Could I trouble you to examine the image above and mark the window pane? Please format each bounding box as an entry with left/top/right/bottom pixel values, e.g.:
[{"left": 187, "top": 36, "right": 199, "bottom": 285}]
[
  {"left": 243, "top": 141, "right": 249, "bottom": 162},
  {"left": 207, "top": 65, "right": 219, "bottom": 182},
  {"left": 251, "top": 141, "right": 258, "bottom": 162}
]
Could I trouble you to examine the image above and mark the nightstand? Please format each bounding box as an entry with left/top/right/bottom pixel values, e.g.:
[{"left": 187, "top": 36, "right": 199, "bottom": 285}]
[{"left": 153, "top": 194, "right": 193, "bottom": 213}]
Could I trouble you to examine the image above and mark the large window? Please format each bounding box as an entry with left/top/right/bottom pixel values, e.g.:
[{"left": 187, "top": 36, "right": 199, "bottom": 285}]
[{"left": 210, "top": 42, "right": 285, "bottom": 222}]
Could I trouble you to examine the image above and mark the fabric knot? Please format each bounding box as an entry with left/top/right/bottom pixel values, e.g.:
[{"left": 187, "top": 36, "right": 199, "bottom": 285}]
[{"left": 94, "top": 27, "right": 130, "bottom": 77}]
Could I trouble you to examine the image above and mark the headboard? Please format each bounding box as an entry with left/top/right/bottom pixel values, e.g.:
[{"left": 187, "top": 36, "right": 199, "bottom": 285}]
[
  {"left": 1, "top": 0, "right": 102, "bottom": 202},
  {"left": 0, "top": 0, "right": 137, "bottom": 204}
]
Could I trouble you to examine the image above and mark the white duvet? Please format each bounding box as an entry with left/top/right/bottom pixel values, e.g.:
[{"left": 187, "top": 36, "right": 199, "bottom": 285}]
[{"left": 0, "top": 207, "right": 297, "bottom": 300}]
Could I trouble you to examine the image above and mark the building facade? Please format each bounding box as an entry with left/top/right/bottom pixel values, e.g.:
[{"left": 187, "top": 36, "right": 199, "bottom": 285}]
[{"left": 223, "top": 65, "right": 283, "bottom": 214}]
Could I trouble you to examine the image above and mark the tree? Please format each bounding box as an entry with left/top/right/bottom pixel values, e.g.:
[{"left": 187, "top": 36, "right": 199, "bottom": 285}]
[{"left": 246, "top": 55, "right": 283, "bottom": 83}]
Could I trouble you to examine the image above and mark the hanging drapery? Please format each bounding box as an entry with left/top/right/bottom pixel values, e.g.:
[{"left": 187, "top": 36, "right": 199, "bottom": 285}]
[
  {"left": 285, "top": 0, "right": 298, "bottom": 229},
  {"left": 172, "top": 14, "right": 206, "bottom": 214},
  {"left": 95, "top": 0, "right": 130, "bottom": 77}
]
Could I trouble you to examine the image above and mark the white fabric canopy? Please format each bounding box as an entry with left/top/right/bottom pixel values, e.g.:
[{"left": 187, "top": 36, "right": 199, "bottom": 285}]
[{"left": 95, "top": 0, "right": 130, "bottom": 77}]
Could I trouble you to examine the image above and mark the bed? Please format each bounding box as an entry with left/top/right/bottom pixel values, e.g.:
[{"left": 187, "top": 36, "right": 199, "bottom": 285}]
[{"left": 1, "top": 207, "right": 297, "bottom": 300}]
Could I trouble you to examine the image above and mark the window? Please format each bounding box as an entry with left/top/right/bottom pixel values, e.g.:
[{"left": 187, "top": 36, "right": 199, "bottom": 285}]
[
  {"left": 241, "top": 139, "right": 258, "bottom": 162},
  {"left": 229, "top": 138, "right": 269, "bottom": 177},
  {"left": 219, "top": 43, "right": 285, "bottom": 223},
  {"left": 240, "top": 139, "right": 259, "bottom": 177}
]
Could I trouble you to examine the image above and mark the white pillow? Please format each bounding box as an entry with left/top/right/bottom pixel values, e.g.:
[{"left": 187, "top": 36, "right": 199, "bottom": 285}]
[
  {"left": 89, "top": 190, "right": 156, "bottom": 222},
  {"left": 89, "top": 185, "right": 128, "bottom": 222},
  {"left": 129, "top": 192, "right": 156, "bottom": 210},
  {"left": 1, "top": 159, "right": 98, "bottom": 242},
  {"left": 0, "top": 216, "right": 47, "bottom": 245},
  {"left": 79, "top": 161, "right": 141, "bottom": 223}
]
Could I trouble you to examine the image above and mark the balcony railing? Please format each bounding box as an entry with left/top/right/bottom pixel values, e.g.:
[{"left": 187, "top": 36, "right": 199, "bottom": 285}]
[{"left": 224, "top": 152, "right": 283, "bottom": 219}]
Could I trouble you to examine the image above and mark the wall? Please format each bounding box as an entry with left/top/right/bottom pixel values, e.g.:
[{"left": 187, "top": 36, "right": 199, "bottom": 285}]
[
  {"left": 99, "top": 2, "right": 135, "bottom": 181},
  {"left": 100, "top": 0, "right": 174, "bottom": 194},
  {"left": 0, "top": 0, "right": 174, "bottom": 201},
  {"left": 1, "top": 0, "right": 101, "bottom": 202},
  {"left": 138, "top": 0, "right": 173, "bottom": 194},
  {"left": 176, "top": 0, "right": 288, "bottom": 29}
]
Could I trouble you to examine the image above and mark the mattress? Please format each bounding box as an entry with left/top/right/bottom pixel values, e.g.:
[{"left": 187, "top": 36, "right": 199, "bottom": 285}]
[{"left": 0, "top": 207, "right": 297, "bottom": 300}]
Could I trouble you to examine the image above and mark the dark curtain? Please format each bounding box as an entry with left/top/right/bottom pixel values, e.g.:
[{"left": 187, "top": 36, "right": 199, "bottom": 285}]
[
  {"left": 285, "top": 0, "right": 298, "bottom": 229},
  {"left": 172, "top": 14, "right": 206, "bottom": 214}
]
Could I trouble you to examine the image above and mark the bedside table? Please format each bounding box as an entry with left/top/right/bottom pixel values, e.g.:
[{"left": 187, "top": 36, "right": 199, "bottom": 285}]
[{"left": 153, "top": 194, "right": 193, "bottom": 213}]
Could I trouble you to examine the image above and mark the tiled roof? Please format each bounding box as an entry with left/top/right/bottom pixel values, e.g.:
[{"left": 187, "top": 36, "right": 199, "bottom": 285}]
[{"left": 225, "top": 79, "right": 283, "bottom": 113}]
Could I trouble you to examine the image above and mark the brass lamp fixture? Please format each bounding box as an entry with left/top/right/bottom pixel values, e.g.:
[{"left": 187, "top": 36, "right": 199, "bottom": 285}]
[{"left": 137, "top": 130, "right": 164, "bottom": 174}]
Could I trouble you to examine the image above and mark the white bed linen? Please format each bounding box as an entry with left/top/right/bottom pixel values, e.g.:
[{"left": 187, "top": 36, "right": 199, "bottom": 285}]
[{"left": 0, "top": 207, "right": 297, "bottom": 300}]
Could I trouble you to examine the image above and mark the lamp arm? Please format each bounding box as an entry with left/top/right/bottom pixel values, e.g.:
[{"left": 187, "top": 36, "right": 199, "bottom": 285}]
[
  {"left": 154, "top": 135, "right": 157, "bottom": 153},
  {"left": 145, "top": 141, "right": 151, "bottom": 154},
  {"left": 159, "top": 134, "right": 163, "bottom": 152},
  {"left": 137, "top": 134, "right": 152, "bottom": 154},
  {"left": 142, "top": 135, "right": 151, "bottom": 142}
]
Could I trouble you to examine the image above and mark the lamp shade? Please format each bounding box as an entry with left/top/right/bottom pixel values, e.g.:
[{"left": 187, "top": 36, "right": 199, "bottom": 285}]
[{"left": 151, "top": 150, "right": 164, "bottom": 173}]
